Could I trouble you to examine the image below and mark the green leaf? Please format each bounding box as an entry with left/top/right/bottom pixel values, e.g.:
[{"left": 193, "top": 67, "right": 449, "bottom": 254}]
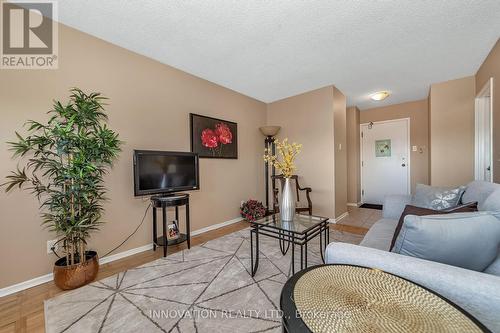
[{"left": 2, "top": 88, "right": 122, "bottom": 260}]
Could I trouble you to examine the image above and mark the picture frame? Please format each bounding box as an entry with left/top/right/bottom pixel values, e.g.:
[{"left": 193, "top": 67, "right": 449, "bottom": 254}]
[
  {"left": 375, "top": 139, "right": 391, "bottom": 157},
  {"left": 190, "top": 113, "right": 238, "bottom": 159}
]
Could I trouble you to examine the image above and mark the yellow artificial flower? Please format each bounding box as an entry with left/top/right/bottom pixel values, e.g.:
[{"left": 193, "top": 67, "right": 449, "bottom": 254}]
[{"left": 263, "top": 138, "right": 302, "bottom": 178}]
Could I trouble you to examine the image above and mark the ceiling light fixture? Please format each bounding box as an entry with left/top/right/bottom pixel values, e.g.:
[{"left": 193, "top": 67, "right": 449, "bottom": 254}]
[{"left": 370, "top": 91, "right": 390, "bottom": 101}]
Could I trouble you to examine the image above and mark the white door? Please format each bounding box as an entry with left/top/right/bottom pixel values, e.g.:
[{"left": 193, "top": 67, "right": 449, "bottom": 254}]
[
  {"left": 475, "top": 78, "right": 493, "bottom": 182},
  {"left": 361, "top": 119, "right": 410, "bottom": 205}
]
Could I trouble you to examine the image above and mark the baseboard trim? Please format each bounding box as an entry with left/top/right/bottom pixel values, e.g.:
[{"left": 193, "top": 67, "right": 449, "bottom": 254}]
[
  {"left": 191, "top": 217, "right": 244, "bottom": 236},
  {"left": 0, "top": 273, "right": 54, "bottom": 298},
  {"left": 0, "top": 216, "right": 244, "bottom": 298},
  {"left": 346, "top": 202, "right": 361, "bottom": 207},
  {"left": 99, "top": 243, "right": 154, "bottom": 265},
  {"left": 332, "top": 212, "right": 349, "bottom": 223}
]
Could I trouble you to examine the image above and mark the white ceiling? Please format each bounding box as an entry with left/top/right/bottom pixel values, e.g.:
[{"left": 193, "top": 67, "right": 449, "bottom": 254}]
[{"left": 56, "top": 1, "right": 500, "bottom": 109}]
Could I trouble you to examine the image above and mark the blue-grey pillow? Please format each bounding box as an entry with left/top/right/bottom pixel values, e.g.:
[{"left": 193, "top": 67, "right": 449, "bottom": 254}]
[
  {"left": 412, "top": 184, "right": 466, "bottom": 210},
  {"left": 392, "top": 212, "right": 500, "bottom": 271},
  {"left": 483, "top": 249, "right": 500, "bottom": 276},
  {"left": 480, "top": 188, "right": 500, "bottom": 212},
  {"left": 462, "top": 180, "right": 500, "bottom": 207}
]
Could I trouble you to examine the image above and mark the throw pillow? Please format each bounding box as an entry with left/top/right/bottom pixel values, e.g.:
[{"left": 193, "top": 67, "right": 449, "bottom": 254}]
[
  {"left": 389, "top": 202, "right": 478, "bottom": 251},
  {"left": 442, "top": 201, "right": 478, "bottom": 212},
  {"left": 480, "top": 188, "right": 500, "bottom": 212},
  {"left": 462, "top": 180, "right": 500, "bottom": 207},
  {"left": 412, "top": 184, "right": 467, "bottom": 210},
  {"left": 392, "top": 212, "right": 500, "bottom": 271}
]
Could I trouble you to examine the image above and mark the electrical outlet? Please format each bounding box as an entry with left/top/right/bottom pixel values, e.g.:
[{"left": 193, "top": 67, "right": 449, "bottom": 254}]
[
  {"left": 47, "top": 239, "right": 58, "bottom": 255},
  {"left": 412, "top": 145, "right": 418, "bottom": 152}
]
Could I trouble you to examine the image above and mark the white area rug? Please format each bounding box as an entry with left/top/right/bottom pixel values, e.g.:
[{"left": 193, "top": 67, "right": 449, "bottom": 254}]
[{"left": 45, "top": 227, "right": 362, "bottom": 333}]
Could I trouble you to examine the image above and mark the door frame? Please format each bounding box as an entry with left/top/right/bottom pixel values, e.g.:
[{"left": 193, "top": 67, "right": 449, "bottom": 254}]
[
  {"left": 359, "top": 118, "right": 411, "bottom": 204},
  {"left": 474, "top": 77, "right": 494, "bottom": 182}
]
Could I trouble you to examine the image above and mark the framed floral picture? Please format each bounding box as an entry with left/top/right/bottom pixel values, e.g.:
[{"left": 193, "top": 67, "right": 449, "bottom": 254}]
[
  {"left": 375, "top": 139, "right": 391, "bottom": 157},
  {"left": 190, "top": 113, "right": 238, "bottom": 159}
]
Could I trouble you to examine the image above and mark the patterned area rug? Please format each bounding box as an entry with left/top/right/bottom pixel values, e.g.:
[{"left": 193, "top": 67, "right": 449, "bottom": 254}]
[{"left": 45, "top": 227, "right": 363, "bottom": 333}]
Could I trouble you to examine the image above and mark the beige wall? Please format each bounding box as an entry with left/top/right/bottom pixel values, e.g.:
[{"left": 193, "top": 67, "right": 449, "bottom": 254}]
[
  {"left": 476, "top": 39, "right": 500, "bottom": 183},
  {"left": 429, "top": 76, "right": 476, "bottom": 187},
  {"left": 333, "top": 87, "right": 347, "bottom": 217},
  {"left": 346, "top": 107, "right": 361, "bottom": 204},
  {"left": 0, "top": 23, "right": 267, "bottom": 288},
  {"left": 267, "top": 87, "right": 336, "bottom": 218},
  {"left": 359, "top": 99, "right": 430, "bottom": 192}
]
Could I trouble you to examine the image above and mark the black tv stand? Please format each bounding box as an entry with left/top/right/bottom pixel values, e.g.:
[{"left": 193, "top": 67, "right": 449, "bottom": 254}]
[
  {"left": 150, "top": 193, "right": 190, "bottom": 257},
  {"left": 151, "top": 193, "right": 184, "bottom": 199}
]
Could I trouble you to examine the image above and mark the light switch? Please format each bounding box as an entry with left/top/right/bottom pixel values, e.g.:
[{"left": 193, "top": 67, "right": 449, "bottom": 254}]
[
  {"left": 412, "top": 146, "right": 418, "bottom": 152},
  {"left": 338, "top": 143, "right": 342, "bottom": 150}
]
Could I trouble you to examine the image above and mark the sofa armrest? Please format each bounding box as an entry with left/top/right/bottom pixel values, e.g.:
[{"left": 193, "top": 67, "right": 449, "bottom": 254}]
[
  {"left": 382, "top": 194, "right": 411, "bottom": 219},
  {"left": 325, "top": 242, "right": 500, "bottom": 332}
]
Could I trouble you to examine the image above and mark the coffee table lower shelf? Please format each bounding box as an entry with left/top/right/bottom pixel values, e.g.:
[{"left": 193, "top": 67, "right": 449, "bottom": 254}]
[{"left": 249, "top": 213, "right": 330, "bottom": 277}]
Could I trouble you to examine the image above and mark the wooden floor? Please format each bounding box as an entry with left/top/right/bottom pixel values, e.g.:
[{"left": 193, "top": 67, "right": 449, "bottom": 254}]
[{"left": 0, "top": 215, "right": 368, "bottom": 333}]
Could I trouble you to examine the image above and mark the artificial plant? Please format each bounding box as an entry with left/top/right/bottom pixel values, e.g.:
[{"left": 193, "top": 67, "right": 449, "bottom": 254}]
[
  {"left": 3, "top": 88, "right": 121, "bottom": 266},
  {"left": 263, "top": 138, "right": 302, "bottom": 178}
]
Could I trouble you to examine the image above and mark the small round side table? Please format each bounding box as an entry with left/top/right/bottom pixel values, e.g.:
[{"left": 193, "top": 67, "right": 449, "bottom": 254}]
[
  {"left": 151, "top": 193, "right": 191, "bottom": 257},
  {"left": 280, "top": 264, "right": 490, "bottom": 333}
]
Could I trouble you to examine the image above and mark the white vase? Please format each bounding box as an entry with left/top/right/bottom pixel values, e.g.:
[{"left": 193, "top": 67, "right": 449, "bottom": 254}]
[{"left": 280, "top": 178, "right": 295, "bottom": 221}]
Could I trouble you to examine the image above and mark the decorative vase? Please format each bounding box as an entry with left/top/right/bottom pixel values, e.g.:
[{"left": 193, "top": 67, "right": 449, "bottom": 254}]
[
  {"left": 280, "top": 178, "right": 296, "bottom": 221},
  {"left": 53, "top": 251, "right": 99, "bottom": 290}
]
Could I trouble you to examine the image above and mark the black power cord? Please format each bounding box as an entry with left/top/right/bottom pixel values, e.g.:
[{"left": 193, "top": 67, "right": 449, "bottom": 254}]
[{"left": 102, "top": 202, "right": 152, "bottom": 258}]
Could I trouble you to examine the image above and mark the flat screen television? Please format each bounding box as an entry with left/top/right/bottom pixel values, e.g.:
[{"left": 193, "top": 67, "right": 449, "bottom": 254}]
[{"left": 133, "top": 150, "right": 199, "bottom": 196}]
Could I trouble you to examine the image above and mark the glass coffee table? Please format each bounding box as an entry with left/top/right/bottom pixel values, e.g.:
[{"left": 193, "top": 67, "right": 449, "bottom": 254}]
[{"left": 250, "top": 213, "right": 330, "bottom": 276}]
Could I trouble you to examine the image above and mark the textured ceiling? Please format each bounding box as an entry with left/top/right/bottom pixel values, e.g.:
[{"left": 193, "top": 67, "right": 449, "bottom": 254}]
[{"left": 56, "top": 1, "right": 500, "bottom": 109}]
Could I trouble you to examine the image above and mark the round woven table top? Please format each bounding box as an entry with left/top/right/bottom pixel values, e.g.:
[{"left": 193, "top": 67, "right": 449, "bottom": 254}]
[{"left": 293, "top": 265, "right": 486, "bottom": 333}]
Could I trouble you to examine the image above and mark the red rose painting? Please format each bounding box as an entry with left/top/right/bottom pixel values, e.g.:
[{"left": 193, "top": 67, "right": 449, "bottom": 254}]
[
  {"left": 200, "top": 123, "right": 233, "bottom": 156},
  {"left": 215, "top": 123, "right": 232, "bottom": 144},
  {"left": 191, "top": 114, "right": 238, "bottom": 159},
  {"left": 201, "top": 128, "right": 218, "bottom": 148}
]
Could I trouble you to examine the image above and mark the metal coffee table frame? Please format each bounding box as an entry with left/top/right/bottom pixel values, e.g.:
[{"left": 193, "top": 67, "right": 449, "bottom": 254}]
[{"left": 250, "top": 214, "right": 329, "bottom": 277}]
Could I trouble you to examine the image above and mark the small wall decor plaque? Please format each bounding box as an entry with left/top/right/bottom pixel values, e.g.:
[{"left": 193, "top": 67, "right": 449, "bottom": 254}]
[{"left": 375, "top": 139, "right": 391, "bottom": 157}]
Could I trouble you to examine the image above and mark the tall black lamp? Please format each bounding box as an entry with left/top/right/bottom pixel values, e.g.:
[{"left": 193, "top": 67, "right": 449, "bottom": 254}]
[{"left": 259, "top": 126, "right": 281, "bottom": 214}]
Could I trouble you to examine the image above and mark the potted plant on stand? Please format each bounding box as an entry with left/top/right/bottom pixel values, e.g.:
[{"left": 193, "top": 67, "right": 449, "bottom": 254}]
[
  {"left": 2, "top": 88, "right": 121, "bottom": 290},
  {"left": 264, "top": 138, "right": 302, "bottom": 221}
]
